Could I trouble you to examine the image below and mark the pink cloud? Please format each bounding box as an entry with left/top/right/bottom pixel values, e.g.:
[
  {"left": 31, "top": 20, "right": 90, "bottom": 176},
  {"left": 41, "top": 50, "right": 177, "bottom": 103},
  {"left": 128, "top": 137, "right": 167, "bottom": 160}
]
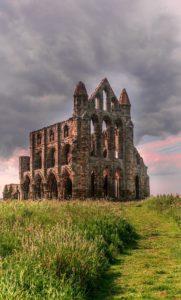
[
  {"left": 0, "top": 148, "right": 28, "bottom": 198},
  {"left": 137, "top": 135, "right": 181, "bottom": 195}
]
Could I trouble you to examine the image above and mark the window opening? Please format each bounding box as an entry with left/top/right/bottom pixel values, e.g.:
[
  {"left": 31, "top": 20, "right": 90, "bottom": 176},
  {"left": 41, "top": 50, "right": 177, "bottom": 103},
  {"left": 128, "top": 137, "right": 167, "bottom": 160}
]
[
  {"left": 64, "top": 125, "right": 69, "bottom": 138},
  {"left": 103, "top": 90, "right": 107, "bottom": 111},
  {"left": 50, "top": 129, "right": 54, "bottom": 142}
]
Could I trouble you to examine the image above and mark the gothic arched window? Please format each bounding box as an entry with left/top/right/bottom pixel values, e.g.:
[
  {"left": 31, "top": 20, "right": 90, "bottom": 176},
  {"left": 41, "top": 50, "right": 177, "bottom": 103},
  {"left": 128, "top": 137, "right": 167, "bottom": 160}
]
[
  {"left": 114, "top": 120, "right": 123, "bottom": 159},
  {"left": 34, "top": 151, "right": 42, "bottom": 169},
  {"left": 90, "top": 120, "right": 96, "bottom": 156},
  {"left": 102, "top": 119, "right": 110, "bottom": 158},
  {"left": 64, "top": 125, "right": 69, "bottom": 138},
  {"left": 49, "top": 129, "right": 54, "bottom": 142},
  {"left": 103, "top": 90, "right": 107, "bottom": 111},
  {"left": 37, "top": 133, "right": 42, "bottom": 145},
  {"left": 95, "top": 97, "right": 99, "bottom": 109},
  {"left": 47, "top": 148, "right": 55, "bottom": 168}
]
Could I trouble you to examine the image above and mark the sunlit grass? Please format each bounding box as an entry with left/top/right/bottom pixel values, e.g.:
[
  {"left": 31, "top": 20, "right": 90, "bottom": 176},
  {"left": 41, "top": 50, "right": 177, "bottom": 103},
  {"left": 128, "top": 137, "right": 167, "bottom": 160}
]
[
  {"left": 0, "top": 200, "right": 137, "bottom": 300},
  {"left": 96, "top": 196, "right": 181, "bottom": 300},
  {"left": 1, "top": 196, "right": 180, "bottom": 299}
]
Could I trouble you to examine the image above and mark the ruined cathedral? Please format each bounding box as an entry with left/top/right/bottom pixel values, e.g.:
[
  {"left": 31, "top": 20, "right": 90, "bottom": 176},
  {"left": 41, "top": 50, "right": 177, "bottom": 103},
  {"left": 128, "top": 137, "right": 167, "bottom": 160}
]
[{"left": 4, "top": 78, "right": 150, "bottom": 200}]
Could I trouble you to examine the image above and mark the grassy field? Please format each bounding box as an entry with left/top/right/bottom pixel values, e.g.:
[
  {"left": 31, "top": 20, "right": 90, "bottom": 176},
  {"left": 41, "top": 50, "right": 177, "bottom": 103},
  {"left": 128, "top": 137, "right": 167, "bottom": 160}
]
[
  {"left": 0, "top": 200, "right": 137, "bottom": 300},
  {"left": 96, "top": 195, "right": 181, "bottom": 299},
  {"left": 0, "top": 197, "right": 180, "bottom": 300}
]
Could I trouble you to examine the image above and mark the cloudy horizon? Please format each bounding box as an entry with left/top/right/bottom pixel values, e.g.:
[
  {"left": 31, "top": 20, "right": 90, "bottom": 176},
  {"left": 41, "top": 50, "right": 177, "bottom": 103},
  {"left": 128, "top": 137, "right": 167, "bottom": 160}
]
[{"left": 1, "top": 0, "right": 181, "bottom": 197}]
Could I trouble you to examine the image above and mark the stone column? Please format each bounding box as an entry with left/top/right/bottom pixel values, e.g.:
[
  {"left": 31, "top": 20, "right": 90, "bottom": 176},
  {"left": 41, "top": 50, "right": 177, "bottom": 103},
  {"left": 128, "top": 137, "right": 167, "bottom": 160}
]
[
  {"left": 42, "top": 128, "right": 47, "bottom": 178},
  {"left": 125, "top": 120, "right": 135, "bottom": 199}
]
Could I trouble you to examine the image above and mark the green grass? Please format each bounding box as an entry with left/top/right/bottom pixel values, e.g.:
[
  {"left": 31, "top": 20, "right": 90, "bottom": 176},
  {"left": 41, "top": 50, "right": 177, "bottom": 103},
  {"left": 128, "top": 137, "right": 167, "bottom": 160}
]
[
  {"left": 95, "top": 196, "right": 181, "bottom": 300},
  {"left": 0, "top": 200, "right": 137, "bottom": 300},
  {"left": 1, "top": 196, "right": 180, "bottom": 299}
]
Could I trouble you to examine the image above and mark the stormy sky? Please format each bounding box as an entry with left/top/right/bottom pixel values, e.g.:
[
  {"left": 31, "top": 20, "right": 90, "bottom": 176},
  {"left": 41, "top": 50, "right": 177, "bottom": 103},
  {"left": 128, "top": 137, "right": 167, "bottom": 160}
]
[{"left": 1, "top": 0, "right": 181, "bottom": 196}]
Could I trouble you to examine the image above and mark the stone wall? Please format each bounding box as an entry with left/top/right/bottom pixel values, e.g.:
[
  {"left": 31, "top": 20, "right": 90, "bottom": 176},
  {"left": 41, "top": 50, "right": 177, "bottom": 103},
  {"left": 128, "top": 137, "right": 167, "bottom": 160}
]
[
  {"left": 17, "top": 78, "right": 150, "bottom": 200},
  {"left": 3, "top": 184, "right": 20, "bottom": 199}
]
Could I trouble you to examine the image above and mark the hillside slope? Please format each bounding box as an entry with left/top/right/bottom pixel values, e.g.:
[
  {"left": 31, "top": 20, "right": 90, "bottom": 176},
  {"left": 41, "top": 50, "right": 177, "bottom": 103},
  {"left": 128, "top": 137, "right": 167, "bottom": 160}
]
[
  {"left": 96, "top": 197, "right": 181, "bottom": 299},
  {"left": 0, "top": 200, "right": 137, "bottom": 300}
]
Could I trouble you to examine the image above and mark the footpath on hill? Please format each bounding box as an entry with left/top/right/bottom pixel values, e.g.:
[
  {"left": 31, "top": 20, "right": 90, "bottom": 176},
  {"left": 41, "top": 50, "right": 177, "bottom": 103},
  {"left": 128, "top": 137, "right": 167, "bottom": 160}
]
[{"left": 95, "top": 200, "right": 181, "bottom": 300}]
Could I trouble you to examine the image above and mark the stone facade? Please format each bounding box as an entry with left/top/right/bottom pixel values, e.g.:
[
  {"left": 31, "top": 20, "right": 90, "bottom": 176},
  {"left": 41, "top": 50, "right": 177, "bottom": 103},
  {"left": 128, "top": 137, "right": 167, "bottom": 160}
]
[
  {"left": 15, "top": 78, "right": 149, "bottom": 200},
  {"left": 3, "top": 184, "right": 20, "bottom": 199}
]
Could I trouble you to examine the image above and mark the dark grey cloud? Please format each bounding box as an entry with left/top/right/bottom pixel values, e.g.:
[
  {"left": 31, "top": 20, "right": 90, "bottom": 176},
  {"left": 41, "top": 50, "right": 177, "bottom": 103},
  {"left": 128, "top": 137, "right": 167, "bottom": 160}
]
[{"left": 0, "top": 0, "right": 181, "bottom": 157}]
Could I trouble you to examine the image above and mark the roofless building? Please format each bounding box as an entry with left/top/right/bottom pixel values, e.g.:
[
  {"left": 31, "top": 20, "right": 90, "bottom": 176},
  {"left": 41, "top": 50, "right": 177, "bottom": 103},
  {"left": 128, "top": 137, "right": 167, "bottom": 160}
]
[{"left": 17, "top": 78, "right": 150, "bottom": 200}]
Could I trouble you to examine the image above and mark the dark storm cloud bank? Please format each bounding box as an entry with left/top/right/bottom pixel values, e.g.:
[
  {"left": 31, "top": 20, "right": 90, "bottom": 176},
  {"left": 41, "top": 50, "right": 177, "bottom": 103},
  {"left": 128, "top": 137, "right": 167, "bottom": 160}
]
[{"left": 0, "top": 0, "right": 181, "bottom": 157}]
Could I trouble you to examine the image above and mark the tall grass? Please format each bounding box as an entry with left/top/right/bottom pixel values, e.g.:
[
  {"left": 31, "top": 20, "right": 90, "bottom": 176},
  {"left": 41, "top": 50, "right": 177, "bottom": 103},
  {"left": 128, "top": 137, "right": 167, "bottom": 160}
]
[
  {"left": 147, "top": 194, "right": 181, "bottom": 227},
  {"left": 0, "top": 200, "right": 137, "bottom": 299}
]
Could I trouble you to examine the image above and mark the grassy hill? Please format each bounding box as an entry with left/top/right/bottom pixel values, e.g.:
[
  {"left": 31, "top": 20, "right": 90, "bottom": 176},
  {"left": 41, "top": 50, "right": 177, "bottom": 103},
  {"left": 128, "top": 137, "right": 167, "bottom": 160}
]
[
  {"left": 0, "top": 200, "right": 137, "bottom": 300},
  {"left": 96, "top": 195, "right": 181, "bottom": 299},
  {"left": 0, "top": 196, "right": 180, "bottom": 299}
]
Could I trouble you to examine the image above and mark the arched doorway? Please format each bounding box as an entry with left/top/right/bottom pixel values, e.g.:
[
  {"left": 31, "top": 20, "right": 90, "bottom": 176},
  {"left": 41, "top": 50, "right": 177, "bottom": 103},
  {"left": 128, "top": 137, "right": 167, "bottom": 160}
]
[
  {"left": 34, "top": 174, "right": 43, "bottom": 199},
  {"left": 91, "top": 171, "right": 95, "bottom": 197},
  {"left": 103, "top": 169, "right": 109, "bottom": 197},
  {"left": 135, "top": 175, "right": 140, "bottom": 199},
  {"left": 64, "top": 177, "right": 72, "bottom": 199},
  {"left": 103, "top": 175, "right": 108, "bottom": 197},
  {"left": 23, "top": 175, "right": 30, "bottom": 200},
  {"left": 62, "top": 169, "right": 72, "bottom": 199},
  {"left": 47, "top": 173, "right": 58, "bottom": 199}
]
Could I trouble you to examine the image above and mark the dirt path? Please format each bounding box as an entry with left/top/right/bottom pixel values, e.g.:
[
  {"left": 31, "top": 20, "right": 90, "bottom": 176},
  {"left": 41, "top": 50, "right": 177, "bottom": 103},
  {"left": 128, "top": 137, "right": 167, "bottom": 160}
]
[{"left": 96, "top": 202, "right": 181, "bottom": 300}]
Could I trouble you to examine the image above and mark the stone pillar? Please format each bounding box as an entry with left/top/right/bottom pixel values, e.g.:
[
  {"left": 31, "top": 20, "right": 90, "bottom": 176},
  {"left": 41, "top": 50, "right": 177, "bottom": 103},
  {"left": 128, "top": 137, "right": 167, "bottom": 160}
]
[
  {"left": 125, "top": 120, "right": 135, "bottom": 199},
  {"left": 42, "top": 128, "right": 47, "bottom": 178}
]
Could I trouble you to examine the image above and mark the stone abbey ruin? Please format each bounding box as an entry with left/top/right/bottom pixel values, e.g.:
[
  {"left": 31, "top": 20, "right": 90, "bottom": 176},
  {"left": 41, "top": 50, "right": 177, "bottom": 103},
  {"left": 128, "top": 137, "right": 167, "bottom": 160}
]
[{"left": 3, "top": 78, "right": 150, "bottom": 200}]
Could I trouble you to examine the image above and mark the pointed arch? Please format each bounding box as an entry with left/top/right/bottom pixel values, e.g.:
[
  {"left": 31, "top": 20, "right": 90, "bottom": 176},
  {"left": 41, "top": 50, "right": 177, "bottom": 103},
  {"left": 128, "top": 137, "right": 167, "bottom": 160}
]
[
  {"left": 114, "top": 119, "right": 123, "bottom": 159},
  {"left": 64, "top": 125, "right": 69, "bottom": 138},
  {"left": 90, "top": 114, "right": 99, "bottom": 157},
  {"left": 34, "top": 173, "right": 43, "bottom": 199},
  {"left": 103, "top": 90, "right": 107, "bottom": 111},
  {"left": 47, "top": 172, "right": 58, "bottom": 199},
  {"left": 37, "top": 132, "right": 42, "bottom": 145},
  {"left": 62, "top": 169, "right": 72, "bottom": 199},
  {"left": 102, "top": 116, "right": 111, "bottom": 158},
  {"left": 49, "top": 128, "right": 54, "bottom": 142}
]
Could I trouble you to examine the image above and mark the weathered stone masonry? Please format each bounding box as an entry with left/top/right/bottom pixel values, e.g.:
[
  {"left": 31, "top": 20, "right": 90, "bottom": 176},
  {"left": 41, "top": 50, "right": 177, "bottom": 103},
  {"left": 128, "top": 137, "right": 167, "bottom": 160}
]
[{"left": 4, "top": 78, "right": 150, "bottom": 200}]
